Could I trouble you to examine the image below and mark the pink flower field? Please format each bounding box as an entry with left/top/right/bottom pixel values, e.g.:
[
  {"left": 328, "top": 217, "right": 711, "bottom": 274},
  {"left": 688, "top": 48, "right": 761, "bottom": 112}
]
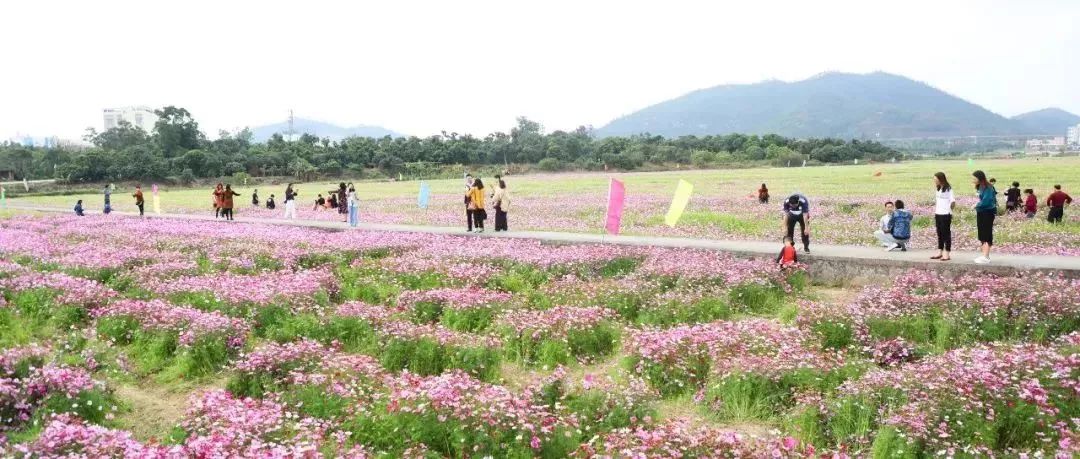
[{"left": 0, "top": 213, "right": 1077, "bottom": 458}]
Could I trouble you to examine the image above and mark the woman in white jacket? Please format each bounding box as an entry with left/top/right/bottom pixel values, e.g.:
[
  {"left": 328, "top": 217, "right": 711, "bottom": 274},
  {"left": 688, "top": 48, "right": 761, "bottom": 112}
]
[{"left": 347, "top": 183, "right": 359, "bottom": 227}]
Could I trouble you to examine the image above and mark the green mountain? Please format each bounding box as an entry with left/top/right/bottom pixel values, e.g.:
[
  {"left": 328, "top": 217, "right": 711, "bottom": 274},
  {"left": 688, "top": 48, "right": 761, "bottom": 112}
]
[
  {"left": 596, "top": 72, "right": 1027, "bottom": 139},
  {"left": 1011, "top": 108, "right": 1080, "bottom": 135}
]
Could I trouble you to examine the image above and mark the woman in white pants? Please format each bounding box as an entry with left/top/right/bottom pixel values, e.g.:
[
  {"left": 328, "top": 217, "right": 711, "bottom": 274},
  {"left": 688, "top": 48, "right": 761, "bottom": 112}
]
[{"left": 283, "top": 183, "right": 298, "bottom": 219}]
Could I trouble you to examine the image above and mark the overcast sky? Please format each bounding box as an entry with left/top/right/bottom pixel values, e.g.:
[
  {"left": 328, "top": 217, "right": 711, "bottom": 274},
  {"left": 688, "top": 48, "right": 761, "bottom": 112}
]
[{"left": 1, "top": 0, "right": 1076, "bottom": 141}]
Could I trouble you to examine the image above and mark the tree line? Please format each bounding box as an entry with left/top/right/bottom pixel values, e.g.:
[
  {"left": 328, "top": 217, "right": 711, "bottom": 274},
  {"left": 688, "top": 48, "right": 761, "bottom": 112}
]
[{"left": 0, "top": 106, "right": 900, "bottom": 183}]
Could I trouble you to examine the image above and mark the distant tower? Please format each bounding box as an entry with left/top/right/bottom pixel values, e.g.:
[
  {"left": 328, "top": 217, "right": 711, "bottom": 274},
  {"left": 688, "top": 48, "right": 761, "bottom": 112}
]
[{"left": 287, "top": 110, "right": 295, "bottom": 141}]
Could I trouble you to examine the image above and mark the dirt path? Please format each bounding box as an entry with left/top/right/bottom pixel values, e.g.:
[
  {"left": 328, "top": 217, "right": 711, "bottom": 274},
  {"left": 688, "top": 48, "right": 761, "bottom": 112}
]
[{"left": 112, "top": 378, "right": 224, "bottom": 442}]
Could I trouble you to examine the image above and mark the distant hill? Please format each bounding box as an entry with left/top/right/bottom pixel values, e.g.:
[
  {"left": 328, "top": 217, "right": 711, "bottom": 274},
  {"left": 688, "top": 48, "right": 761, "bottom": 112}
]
[
  {"left": 596, "top": 72, "right": 1028, "bottom": 139},
  {"left": 250, "top": 118, "right": 402, "bottom": 142},
  {"left": 1011, "top": 108, "right": 1080, "bottom": 135}
]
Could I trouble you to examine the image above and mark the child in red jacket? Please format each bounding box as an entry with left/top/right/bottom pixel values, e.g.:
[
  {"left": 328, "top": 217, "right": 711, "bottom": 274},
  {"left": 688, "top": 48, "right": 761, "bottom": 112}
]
[
  {"left": 776, "top": 236, "right": 798, "bottom": 267},
  {"left": 1024, "top": 189, "right": 1037, "bottom": 219}
]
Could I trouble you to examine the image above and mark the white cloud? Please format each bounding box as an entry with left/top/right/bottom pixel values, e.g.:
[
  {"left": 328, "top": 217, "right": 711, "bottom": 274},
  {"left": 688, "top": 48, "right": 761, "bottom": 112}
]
[{"left": 0, "top": 0, "right": 1076, "bottom": 140}]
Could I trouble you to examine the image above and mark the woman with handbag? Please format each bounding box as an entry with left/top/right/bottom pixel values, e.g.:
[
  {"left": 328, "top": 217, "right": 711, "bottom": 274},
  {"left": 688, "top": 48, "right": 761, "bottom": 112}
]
[{"left": 467, "top": 177, "right": 487, "bottom": 233}]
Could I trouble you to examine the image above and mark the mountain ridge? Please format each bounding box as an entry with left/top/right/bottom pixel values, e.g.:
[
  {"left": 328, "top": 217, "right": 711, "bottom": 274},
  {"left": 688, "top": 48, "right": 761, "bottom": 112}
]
[
  {"left": 596, "top": 72, "right": 1075, "bottom": 139},
  {"left": 1010, "top": 108, "right": 1080, "bottom": 135},
  {"left": 249, "top": 118, "right": 402, "bottom": 142}
]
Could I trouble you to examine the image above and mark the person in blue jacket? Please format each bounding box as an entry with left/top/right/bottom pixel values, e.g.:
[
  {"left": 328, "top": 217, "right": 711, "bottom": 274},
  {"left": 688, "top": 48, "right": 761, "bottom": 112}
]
[
  {"left": 74, "top": 199, "right": 85, "bottom": 216},
  {"left": 971, "top": 170, "right": 996, "bottom": 264},
  {"left": 884, "top": 200, "right": 912, "bottom": 252}
]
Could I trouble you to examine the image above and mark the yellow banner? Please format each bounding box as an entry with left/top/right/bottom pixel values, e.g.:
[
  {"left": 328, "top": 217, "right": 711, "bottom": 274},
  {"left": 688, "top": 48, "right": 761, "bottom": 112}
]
[{"left": 664, "top": 179, "right": 694, "bottom": 227}]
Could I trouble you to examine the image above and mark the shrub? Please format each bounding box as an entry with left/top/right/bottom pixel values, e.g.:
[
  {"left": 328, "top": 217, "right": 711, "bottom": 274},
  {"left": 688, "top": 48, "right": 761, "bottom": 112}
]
[
  {"left": 537, "top": 157, "right": 562, "bottom": 171},
  {"left": 498, "top": 306, "right": 619, "bottom": 367}
]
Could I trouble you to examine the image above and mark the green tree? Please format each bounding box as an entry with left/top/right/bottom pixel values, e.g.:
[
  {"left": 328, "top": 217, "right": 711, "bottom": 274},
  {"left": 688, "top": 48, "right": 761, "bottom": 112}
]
[{"left": 154, "top": 106, "right": 203, "bottom": 157}]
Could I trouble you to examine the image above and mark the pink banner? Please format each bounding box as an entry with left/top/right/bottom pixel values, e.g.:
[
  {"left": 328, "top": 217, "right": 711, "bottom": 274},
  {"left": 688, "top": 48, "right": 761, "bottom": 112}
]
[{"left": 605, "top": 178, "right": 625, "bottom": 235}]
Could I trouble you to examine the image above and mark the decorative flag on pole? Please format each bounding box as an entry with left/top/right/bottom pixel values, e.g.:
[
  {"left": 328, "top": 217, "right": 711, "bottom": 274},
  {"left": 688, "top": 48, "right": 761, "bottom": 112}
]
[
  {"left": 605, "top": 178, "right": 625, "bottom": 235},
  {"left": 0, "top": 186, "right": 5, "bottom": 209},
  {"left": 23, "top": 177, "right": 29, "bottom": 192},
  {"left": 664, "top": 179, "right": 693, "bottom": 227},
  {"left": 418, "top": 182, "right": 431, "bottom": 209},
  {"left": 152, "top": 184, "right": 161, "bottom": 214}
]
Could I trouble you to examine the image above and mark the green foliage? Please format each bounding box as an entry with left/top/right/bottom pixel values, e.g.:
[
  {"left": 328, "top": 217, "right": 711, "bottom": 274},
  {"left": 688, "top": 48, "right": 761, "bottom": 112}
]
[
  {"left": 863, "top": 307, "right": 1080, "bottom": 353},
  {"left": 813, "top": 320, "right": 856, "bottom": 350},
  {"left": 486, "top": 265, "right": 550, "bottom": 293},
  {"left": 379, "top": 338, "right": 501, "bottom": 382},
  {"left": 441, "top": 307, "right": 496, "bottom": 333},
  {"left": 226, "top": 372, "right": 281, "bottom": 399},
  {"left": 631, "top": 354, "right": 710, "bottom": 397},
  {"left": 537, "top": 157, "right": 563, "bottom": 171},
  {"left": 36, "top": 389, "right": 116, "bottom": 425},
  {"left": 504, "top": 324, "right": 619, "bottom": 368},
  {"left": 409, "top": 301, "right": 444, "bottom": 324},
  {"left": 636, "top": 297, "right": 732, "bottom": 327},
  {"left": 595, "top": 257, "right": 641, "bottom": 278},
  {"left": 338, "top": 269, "right": 400, "bottom": 304},
  {"left": 282, "top": 385, "right": 352, "bottom": 420},
  {"left": 263, "top": 314, "right": 377, "bottom": 352},
  {"left": 705, "top": 367, "right": 862, "bottom": 422},
  {"left": 97, "top": 318, "right": 235, "bottom": 378},
  {"left": 10, "top": 103, "right": 900, "bottom": 182},
  {"left": 728, "top": 282, "right": 786, "bottom": 314}
]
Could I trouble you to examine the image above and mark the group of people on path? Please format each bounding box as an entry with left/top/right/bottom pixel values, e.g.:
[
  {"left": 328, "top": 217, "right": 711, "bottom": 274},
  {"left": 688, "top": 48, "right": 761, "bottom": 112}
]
[
  {"left": 78, "top": 184, "right": 146, "bottom": 217},
  {"left": 773, "top": 170, "right": 1073, "bottom": 266},
  {"left": 270, "top": 182, "right": 358, "bottom": 226},
  {"left": 465, "top": 174, "right": 510, "bottom": 233},
  {"left": 211, "top": 183, "right": 241, "bottom": 221}
]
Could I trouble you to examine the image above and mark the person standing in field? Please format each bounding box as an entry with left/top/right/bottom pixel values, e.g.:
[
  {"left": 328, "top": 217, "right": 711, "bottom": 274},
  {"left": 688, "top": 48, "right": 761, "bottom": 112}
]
[
  {"left": 132, "top": 184, "right": 145, "bottom": 217},
  {"left": 347, "top": 183, "right": 359, "bottom": 227},
  {"left": 1045, "top": 184, "right": 1072, "bottom": 223},
  {"left": 103, "top": 184, "right": 112, "bottom": 215},
  {"left": 464, "top": 174, "right": 475, "bottom": 231},
  {"left": 335, "top": 182, "right": 348, "bottom": 223},
  {"left": 492, "top": 176, "right": 509, "bottom": 232},
  {"left": 283, "top": 183, "right": 298, "bottom": 219},
  {"left": 758, "top": 183, "right": 769, "bottom": 204},
  {"left": 467, "top": 177, "right": 487, "bottom": 233},
  {"left": 251, "top": 189, "right": 259, "bottom": 207},
  {"left": 1004, "top": 181, "right": 1022, "bottom": 213},
  {"left": 220, "top": 184, "right": 240, "bottom": 221},
  {"left": 782, "top": 193, "right": 811, "bottom": 253},
  {"left": 972, "top": 170, "right": 996, "bottom": 264},
  {"left": 213, "top": 183, "right": 224, "bottom": 218},
  {"left": 1024, "top": 188, "right": 1037, "bottom": 218},
  {"left": 932, "top": 172, "right": 955, "bottom": 261}
]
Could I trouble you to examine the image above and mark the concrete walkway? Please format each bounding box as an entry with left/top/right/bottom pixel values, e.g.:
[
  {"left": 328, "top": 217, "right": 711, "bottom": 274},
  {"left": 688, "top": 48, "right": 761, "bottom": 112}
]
[{"left": 5, "top": 204, "right": 1079, "bottom": 280}]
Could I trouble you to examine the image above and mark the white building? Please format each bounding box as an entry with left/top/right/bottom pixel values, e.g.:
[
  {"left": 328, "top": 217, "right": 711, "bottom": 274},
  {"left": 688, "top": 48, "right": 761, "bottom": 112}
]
[
  {"left": 1025, "top": 136, "right": 1066, "bottom": 153},
  {"left": 1068, "top": 124, "right": 1080, "bottom": 145},
  {"left": 103, "top": 106, "right": 158, "bottom": 132}
]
